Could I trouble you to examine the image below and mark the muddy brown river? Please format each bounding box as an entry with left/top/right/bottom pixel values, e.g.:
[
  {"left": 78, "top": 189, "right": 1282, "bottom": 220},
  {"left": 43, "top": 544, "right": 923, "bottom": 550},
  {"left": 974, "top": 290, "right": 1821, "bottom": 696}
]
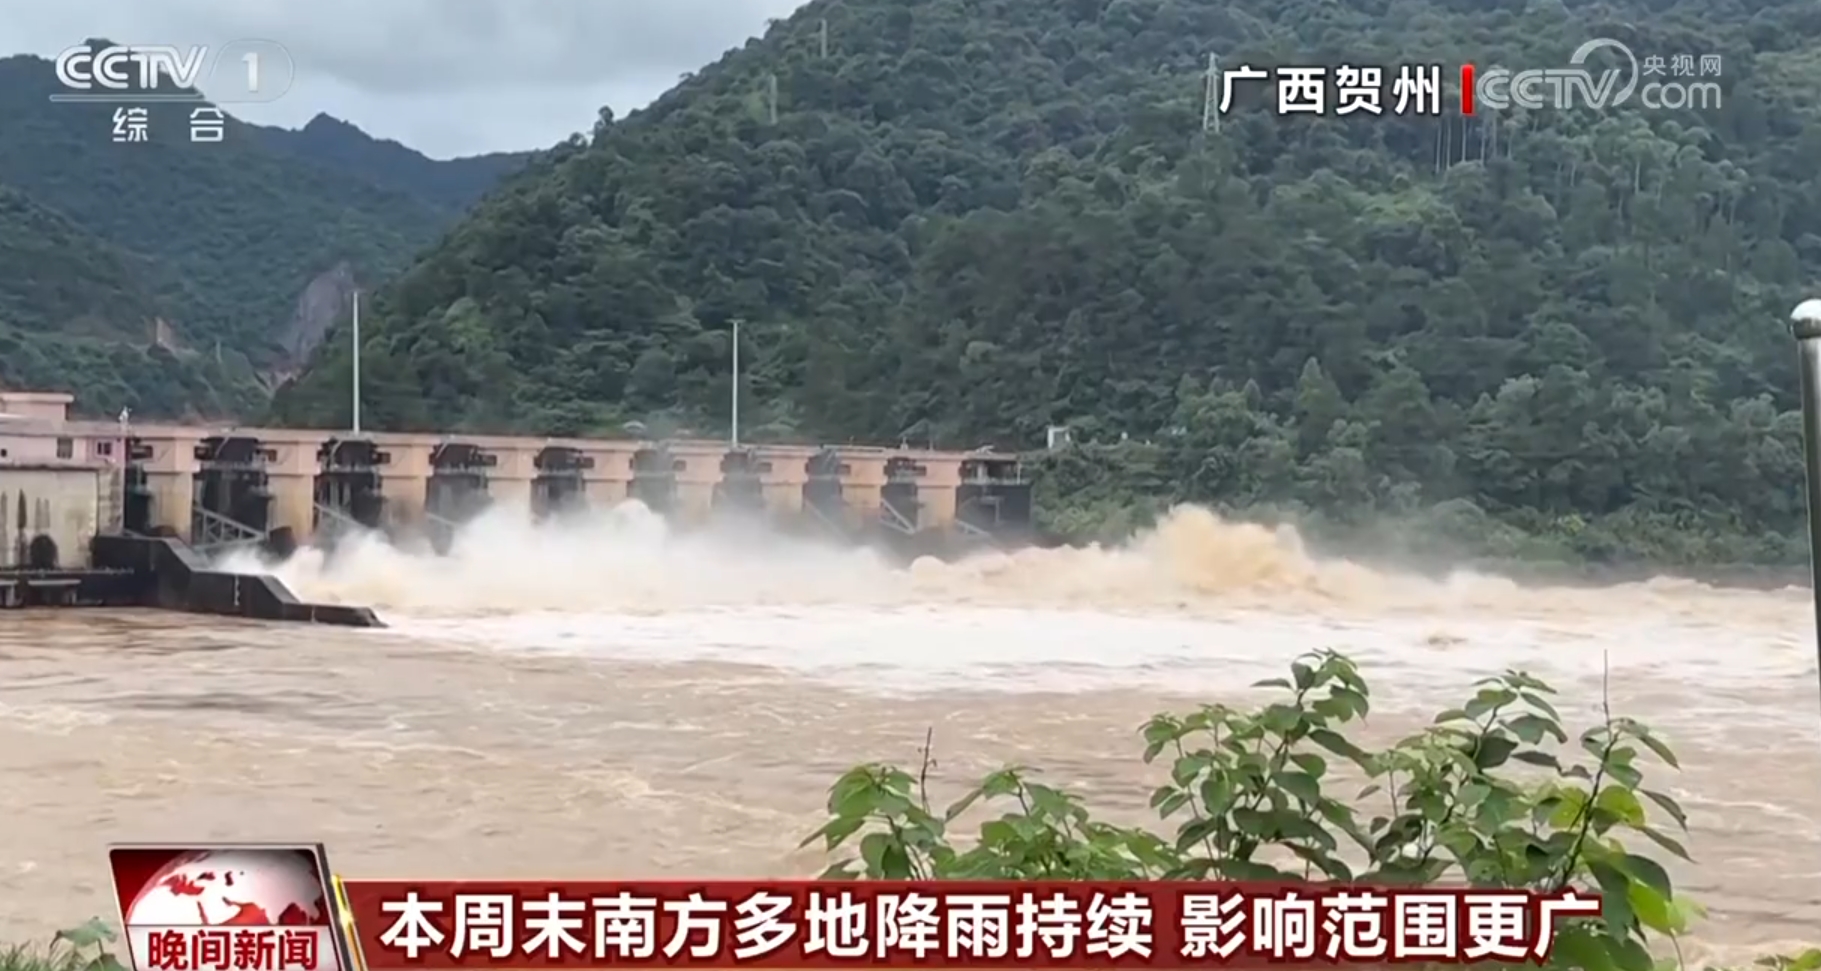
[{"left": 2, "top": 506, "right": 1817, "bottom": 966}]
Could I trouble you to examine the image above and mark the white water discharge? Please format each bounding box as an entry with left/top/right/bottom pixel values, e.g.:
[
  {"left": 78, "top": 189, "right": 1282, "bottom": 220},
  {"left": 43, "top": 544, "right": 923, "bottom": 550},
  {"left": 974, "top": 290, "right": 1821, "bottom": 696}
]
[{"left": 2, "top": 503, "right": 1817, "bottom": 963}]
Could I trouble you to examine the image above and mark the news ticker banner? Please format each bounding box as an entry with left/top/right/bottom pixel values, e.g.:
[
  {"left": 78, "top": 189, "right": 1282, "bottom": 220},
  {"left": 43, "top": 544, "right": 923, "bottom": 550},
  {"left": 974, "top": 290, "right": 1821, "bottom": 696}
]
[{"left": 109, "top": 843, "right": 1606, "bottom": 970}]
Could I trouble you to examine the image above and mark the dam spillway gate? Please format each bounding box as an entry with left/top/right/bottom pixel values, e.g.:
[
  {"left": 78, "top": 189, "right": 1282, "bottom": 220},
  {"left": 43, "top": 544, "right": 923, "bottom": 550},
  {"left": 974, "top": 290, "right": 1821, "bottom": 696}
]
[
  {"left": 957, "top": 457, "right": 1033, "bottom": 542},
  {"left": 426, "top": 442, "right": 495, "bottom": 553},
  {"left": 714, "top": 449, "right": 767, "bottom": 519},
  {"left": 314, "top": 438, "right": 387, "bottom": 541},
  {"left": 533, "top": 446, "right": 590, "bottom": 520},
  {"left": 121, "top": 438, "right": 155, "bottom": 536},
  {"left": 630, "top": 446, "right": 677, "bottom": 515},
  {"left": 802, "top": 449, "right": 847, "bottom": 534},
  {"left": 190, "top": 436, "right": 277, "bottom": 556},
  {"left": 879, "top": 457, "right": 923, "bottom": 534},
  {"left": 100, "top": 422, "right": 1043, "bottom": 554}
]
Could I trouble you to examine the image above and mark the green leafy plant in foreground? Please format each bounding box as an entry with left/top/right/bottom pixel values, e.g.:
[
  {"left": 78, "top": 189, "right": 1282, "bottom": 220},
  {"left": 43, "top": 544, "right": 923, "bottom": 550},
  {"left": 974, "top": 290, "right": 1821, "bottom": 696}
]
[
  {"left": 805, "top": 649, "right": 1818, "bottom": 971},
  {"left": 0, "top": 921, "right": 125, "bottom": 971}
]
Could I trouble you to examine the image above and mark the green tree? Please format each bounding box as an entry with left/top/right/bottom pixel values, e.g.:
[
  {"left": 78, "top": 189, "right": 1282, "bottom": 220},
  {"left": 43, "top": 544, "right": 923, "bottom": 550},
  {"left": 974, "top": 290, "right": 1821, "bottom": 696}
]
[
  {"left": 0, "top": 51, "right": 525, "bottom": 419},
  {"left": 805, "top": 651, "right": 1818, "bottom": 971},
  {"left": 263, "top": 0, "right": 1821, "bottom": 570}
]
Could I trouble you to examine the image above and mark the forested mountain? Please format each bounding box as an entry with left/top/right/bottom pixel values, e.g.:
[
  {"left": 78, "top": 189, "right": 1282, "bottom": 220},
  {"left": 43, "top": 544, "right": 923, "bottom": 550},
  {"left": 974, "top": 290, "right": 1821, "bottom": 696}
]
[
  {"left": 0, "top": 50, "right": 529, "bottom": 418},
  {"left": 0, "top": 185, "right": 261, "bottom": 415},
  {"left": 247, "top": 114, "right": 534, "bottom": 214},
  {"left": 273, "top": 0, "right": 1821, "bottom": 567}
]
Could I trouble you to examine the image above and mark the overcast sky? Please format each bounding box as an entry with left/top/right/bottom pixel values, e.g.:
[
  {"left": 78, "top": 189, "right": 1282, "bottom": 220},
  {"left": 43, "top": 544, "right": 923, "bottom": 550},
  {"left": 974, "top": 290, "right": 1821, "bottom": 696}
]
[{"left": 5, "top": 0, "right": 810, "bottom": 158}]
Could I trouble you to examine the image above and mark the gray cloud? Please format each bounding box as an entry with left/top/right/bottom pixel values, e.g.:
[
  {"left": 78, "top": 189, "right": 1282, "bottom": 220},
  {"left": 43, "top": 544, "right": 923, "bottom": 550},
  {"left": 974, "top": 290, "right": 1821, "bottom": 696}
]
[{"left": 4, "top": 0, "right": 808, "bottom": 157}]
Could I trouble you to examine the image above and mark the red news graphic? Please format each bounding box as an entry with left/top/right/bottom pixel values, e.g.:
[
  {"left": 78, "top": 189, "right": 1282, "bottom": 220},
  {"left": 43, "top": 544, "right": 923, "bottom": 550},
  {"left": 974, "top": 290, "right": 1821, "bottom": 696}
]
[
  {"left": 337, "top": 880, "right": 1602, "bottom": 968},
  {"left": 109, "top": 844, "right": 353, "bottom": 971}
]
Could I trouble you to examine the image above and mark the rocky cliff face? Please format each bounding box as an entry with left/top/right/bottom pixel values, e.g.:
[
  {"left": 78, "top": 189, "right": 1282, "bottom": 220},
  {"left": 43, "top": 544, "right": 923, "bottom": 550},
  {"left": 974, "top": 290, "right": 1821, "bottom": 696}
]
[
  {"left": 148, "top": 317, "right": 180, "bottom": 351},
  {"left": 273, "top": 263, "right": 358, "bottom": 380}
]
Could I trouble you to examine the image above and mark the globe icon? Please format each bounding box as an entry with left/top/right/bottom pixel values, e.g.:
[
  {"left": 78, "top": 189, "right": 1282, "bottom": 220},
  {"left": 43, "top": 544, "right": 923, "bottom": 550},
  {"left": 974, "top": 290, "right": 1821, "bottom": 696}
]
[{"left": 126, "top": 849, "right": 330, "bottom": 926}]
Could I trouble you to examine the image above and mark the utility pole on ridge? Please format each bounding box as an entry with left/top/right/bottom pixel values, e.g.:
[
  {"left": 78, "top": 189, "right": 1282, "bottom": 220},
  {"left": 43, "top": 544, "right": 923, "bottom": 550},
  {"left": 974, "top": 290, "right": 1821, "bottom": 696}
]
[
  {"left": 1203, "top": 53, "right": 1221, "bottom": 134},
  {"left": 730, "top": 318, "right": 742, "bottom": 448},
  {"left": 1788, "top": 298, "right": 1821, "bottom": 720},
  {"left": 351, "top": 290, "right": 362, "bottom": 435}
]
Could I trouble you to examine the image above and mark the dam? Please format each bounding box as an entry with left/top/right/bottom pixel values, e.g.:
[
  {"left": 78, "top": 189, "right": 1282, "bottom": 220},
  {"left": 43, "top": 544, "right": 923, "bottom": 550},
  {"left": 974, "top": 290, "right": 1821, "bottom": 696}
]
[{"left": 0, "top": 391, "right": 1036, "bottom": 572}]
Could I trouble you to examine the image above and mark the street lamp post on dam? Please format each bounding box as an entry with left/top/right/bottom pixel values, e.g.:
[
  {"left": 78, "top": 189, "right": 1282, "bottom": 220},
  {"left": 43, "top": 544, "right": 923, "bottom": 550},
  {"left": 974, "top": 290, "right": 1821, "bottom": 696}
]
[{"left": 1787, "top": 298, "right": 1821, "bottom": 713}]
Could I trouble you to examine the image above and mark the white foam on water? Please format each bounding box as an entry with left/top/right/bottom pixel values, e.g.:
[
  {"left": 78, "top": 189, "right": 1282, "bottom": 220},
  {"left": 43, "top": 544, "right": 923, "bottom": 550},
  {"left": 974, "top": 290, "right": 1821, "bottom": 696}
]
[
  {"left": 5, "top": 501, "right": 1816, "bottom": 957},
  {"left": 215, "top": 501, "right": 1815, "bottom": 712}
]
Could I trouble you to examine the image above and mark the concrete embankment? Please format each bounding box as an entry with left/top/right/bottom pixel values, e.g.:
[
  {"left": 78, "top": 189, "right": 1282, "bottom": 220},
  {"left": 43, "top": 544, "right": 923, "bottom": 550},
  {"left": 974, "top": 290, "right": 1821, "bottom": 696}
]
[{"left": 90, "top": 534, "right": 383, "bottom": 627}]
